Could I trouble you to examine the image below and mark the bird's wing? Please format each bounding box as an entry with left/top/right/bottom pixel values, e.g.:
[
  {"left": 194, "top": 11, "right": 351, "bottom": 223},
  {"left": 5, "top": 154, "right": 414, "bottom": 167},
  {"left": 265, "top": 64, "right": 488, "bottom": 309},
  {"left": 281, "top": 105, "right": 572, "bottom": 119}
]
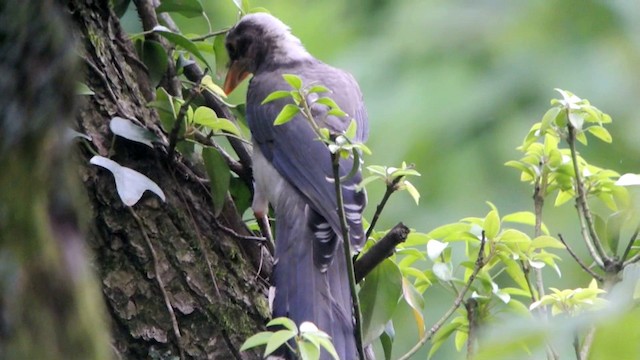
[{"left": 247, "top": 66, "right": 367, "bottom": 266}]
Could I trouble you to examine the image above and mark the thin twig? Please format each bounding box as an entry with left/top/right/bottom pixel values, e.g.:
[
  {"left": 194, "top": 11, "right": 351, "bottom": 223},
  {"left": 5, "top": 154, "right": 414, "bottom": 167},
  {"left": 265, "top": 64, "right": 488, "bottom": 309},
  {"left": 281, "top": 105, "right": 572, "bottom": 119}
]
[
  {"left": 129, "top": 207, "right": 185, "bottom": 360},
  {"left": 558, "top": 234, "right": 604, "bottom": 282},
  {"left": 398, "top": 233, "right": 487, "bottom": 360},
  {"left": 621, "top": 224, "right": 640, "bottom": 264},
  {"left": 579, "top": 326, "right": 596, "bottom": 360},
  {"left": 465, "top": 298, "right": 479, "bottom": 360},
  {"left": 331, "top": 152, "right": 366, "bottom": 360},
  {"left": 567, "top": 122, "right": 610, "bottom": 268},
  {"left": 573, "top": 333, "right": 582, "bottom": 360},
  {"left": 189, "top": 28, "right": 230, "bottom": 42},
  {"left": 365, "top": 176, "right": 402, "bottom": 240}
]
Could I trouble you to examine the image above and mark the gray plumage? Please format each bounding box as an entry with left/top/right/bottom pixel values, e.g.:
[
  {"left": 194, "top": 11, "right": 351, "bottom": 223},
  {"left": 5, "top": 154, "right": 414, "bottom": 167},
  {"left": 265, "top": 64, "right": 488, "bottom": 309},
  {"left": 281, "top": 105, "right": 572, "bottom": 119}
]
[{"left": 225, "top": 13, "right": 369, "bottom": 359}]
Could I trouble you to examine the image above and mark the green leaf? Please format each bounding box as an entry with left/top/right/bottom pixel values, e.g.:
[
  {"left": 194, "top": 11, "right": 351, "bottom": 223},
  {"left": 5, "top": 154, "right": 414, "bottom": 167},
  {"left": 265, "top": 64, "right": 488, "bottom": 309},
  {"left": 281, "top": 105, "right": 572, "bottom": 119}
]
[
  {"left": 200, "top": 75, "right": 226, "bottom": 98},
  {"left": 483, "top": 209, "right": 500, "bottom": 239},
  {"left": 273, "top": 104, "right": 300, "bottom": 125},
  {"left": 308, "top": 85, "right": 330, "bottom": 94},
  {"left": 454, "top": 327, "right": 468, "bottom": 351},
  {"left": 530, "top": 235, "right": 565, "bottom": 249},
  {"left": 156, "top": 0, "right": 204, "bottom": 18},
  {"left": 240, "top": 331, "right": 272, "bottom": 352},
  {"left": 264, "top": 330, "right": 296, "bottom": 356},
  {"left": 90, "top": 156, "right": 166, "bottom": 206},
  {"left": 316, "top": 336, "right": 339, "bottom": 360},
  {"left": 282, "top": 74, "right": 303, "bottom": 90},
  {"left": 109, "top": 117, "right": 159, "bottom": 148},
  {"left": 554, "top": 190, "right": 573, "bottom": 207},
  {"left": 316, "top": 97, "right": 346, "bottom": 116},
  {"left": 267, "top": 317, "right": 297, "bottom": 331},
  {"left": 76, "top": 81, "right": 94, "bottom": 95},
  {"left": 193, "top": 107, "right": 240, "bottom": 136},
  {"left": 402, "top": 278, "right": 425, "bottom": 337},
  {"left": 540, "top": 106, "right": 561, "bottom": 132},
  {"left": 502, "top": 211, "right": 549, "bottom": 235},
  {"left": 588, "top": 126, "right": 612, "bottom": 143},
  {"left": 153, "top": 25, "right": 212, "bottom": 69},
  {"left": 148, "top": 87, "right": 176, "bottom": 132},
  {"left": 345, "top": 119, "right": 357, "bottom": 140},
  {"left": 298, "top": 340, "right": 320, "bottom": 360},
  {"left": 359, "top": 259, "right": 403, "bottom": 346},
  {"left": 262, "top": 90, "right": 292, "bottom": 104},
  {"left": 429, "top": 321, "right": 461, "bottom": 359},
  {"left": 403, "top": 180, "right": 420, "bottom": 205},
  {"left": 202, "top": 147, "right": 230, "bottom": 216}
]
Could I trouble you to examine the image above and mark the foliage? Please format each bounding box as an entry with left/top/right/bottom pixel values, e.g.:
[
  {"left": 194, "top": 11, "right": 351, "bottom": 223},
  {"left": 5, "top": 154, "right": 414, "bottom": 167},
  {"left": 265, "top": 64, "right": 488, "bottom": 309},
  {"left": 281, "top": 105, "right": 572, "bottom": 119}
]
[
  {"left": 109, "top": 1, "right": 640, "bottom": 359},
  {"left": 240, "top": 318, "right": 339, "bottom": 360}
]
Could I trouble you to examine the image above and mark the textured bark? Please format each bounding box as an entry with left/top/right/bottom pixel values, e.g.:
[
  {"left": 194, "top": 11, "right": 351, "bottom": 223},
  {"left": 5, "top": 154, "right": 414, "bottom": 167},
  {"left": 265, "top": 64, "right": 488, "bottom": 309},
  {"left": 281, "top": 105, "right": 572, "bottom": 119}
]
[{"left": 67, "top": 1, "right": 270, "bottom": 359}]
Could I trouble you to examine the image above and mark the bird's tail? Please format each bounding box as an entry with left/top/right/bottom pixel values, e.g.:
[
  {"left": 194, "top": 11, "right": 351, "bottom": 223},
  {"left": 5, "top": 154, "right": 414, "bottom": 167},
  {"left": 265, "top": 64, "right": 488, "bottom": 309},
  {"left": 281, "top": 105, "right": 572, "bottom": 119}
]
[{"left": 271, "top": 195, "right": 356, "bottom": 360}]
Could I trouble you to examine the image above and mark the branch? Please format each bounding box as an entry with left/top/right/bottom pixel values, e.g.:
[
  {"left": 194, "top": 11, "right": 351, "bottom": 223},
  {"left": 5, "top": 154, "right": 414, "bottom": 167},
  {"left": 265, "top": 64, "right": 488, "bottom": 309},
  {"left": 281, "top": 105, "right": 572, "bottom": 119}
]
[
  {"left": 621, "top": 224, "right": 640, "bottom": 264},
  {"left": 365, "top": 176, "right": 402, "bottom": 240},
  {"left": 398, "top": 233, "right": 487, "bottom": 360},
  {"left": 354, "top": 222, "right": 409, "bottom": 283},
  {"left": 566, "top": 123, "right": 609, "bottom": 268},
  {"left": 331, "top": 152, "right": 366, "bottom": 360},
  {"left": 558, "top": 234, "right": 604, "bottom": 282}
]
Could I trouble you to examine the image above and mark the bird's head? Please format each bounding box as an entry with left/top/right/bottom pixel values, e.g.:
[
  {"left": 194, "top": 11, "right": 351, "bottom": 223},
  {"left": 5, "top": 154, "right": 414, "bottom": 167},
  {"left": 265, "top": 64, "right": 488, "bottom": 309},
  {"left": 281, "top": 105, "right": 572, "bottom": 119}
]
[{"left": 223, "top": 13, "right": 312, "bottom": 94}]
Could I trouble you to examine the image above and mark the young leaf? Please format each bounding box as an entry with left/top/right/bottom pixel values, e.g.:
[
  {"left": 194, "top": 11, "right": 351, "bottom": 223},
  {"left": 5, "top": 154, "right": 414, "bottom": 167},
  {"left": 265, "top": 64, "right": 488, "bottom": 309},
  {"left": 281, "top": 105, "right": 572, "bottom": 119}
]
[
  {"left": 240, "top": 331, "right": 272, "bottom": 352},
  {"left": 90, "top": 156, "right": 166, "bottom": 206},
  {"left": 273, "top": 104, "right": 300, "bottom": 125},
  {"left": 267, "top": 317, "right": 298, "bottom": 331},
  {"left": 109, "top": 117, "right": 159, "bottom": 148},
  {"left": 264, "top": 330, "right": 297, "bottom": 357},
  {"left": 282, "top": 74, "right": 303, "bottom": 90},
  {"left": 193, "top": 106, "right": 241, "bottom": 136},
  {"left": 202, "top": 147, "right": 230, "bottom": 216},
  {"left": 588, "top": 126, "right": 612, "bottom": 143},
  {"left": 298, "top": 340, "right": 320, "bottom": 360},
  {"left": 200, "top": 75, "right": 226, "bottom": 98},
  {"left": 262, "top": 90, "right": 292, "bottom": 104},
  {"left": 483, "top": 209, "right": 500, "bottom": 239},
  {"left": 403, "top": 180, "right": 420, "bottom": 205}
]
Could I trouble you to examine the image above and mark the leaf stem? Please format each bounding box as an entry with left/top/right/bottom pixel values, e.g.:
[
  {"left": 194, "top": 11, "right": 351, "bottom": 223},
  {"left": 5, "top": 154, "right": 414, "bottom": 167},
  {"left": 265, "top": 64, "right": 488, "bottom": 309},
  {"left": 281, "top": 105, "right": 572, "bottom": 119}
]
[{"left": 365, "top": 176, "right": 401, "bottom": 240}]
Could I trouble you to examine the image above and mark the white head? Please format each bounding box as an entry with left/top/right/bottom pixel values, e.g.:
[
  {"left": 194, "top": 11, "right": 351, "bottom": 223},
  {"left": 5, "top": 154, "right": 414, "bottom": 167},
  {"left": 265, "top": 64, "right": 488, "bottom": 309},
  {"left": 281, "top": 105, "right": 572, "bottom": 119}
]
[{"left": 224, "top": 13, "right": 313, "bottom": 93}]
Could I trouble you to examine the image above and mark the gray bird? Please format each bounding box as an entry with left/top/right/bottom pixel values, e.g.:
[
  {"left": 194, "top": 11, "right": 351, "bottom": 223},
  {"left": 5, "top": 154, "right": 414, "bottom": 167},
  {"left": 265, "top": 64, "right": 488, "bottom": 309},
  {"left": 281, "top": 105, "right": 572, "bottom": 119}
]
[{"left": 224, "top": 13, "right": 369, "bottom": 359}]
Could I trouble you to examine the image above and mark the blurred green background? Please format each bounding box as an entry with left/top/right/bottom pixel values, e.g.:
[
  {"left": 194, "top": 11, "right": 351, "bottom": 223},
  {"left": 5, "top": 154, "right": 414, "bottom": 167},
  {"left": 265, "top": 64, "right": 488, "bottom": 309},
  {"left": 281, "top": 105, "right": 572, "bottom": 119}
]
[{"left": 125, "top": 0, "right": 640, "bottom": 358}]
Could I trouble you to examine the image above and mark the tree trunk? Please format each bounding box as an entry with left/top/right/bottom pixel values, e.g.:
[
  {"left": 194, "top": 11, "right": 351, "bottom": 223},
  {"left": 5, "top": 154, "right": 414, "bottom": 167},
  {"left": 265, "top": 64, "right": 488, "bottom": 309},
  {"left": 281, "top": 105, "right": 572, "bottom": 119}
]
[{"left": 1, "top": 1, "right": 270, "bottom": 359}]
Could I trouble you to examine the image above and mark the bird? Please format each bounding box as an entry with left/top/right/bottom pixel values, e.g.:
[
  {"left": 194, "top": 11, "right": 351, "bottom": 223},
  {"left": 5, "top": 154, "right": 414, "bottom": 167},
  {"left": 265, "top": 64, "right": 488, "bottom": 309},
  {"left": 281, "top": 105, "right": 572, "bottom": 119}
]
[{"left": 224, "top": 13, "right": 369, "bottom": 360}]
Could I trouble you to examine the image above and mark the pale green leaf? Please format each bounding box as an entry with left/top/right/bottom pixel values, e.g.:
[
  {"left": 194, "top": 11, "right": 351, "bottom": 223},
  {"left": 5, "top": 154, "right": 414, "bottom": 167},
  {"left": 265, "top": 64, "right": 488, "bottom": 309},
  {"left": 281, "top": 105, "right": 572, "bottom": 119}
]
[
  {"left": 262, "top": 90, "right": 292, "bottom": 104},
  {"left": 240, "top": 331, "right": 272, "bottom": 352},
  {"left": 264, "top": 330, "right": 296, "bottom": 356},
  {"left": 283, "top": 74, "right": 303, "bottom": 89},
  {"left": 273, "top": 104, "right": 300, "bottom": 125}
]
